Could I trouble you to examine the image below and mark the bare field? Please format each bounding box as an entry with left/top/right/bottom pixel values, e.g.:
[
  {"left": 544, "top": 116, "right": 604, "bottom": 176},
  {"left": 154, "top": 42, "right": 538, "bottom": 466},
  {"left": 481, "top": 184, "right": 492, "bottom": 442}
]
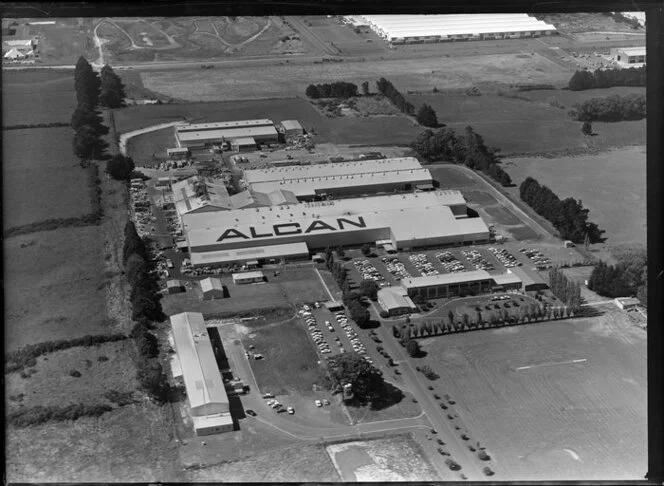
[
  {"left": 428, "top": 165, "right": 485, "bottom": 190},
  {"left": 417, "top": 314, "right": 646, "bottom": 480},
  {"left": 6, "top": 402, "right": 181, "bottom": 482},
  {"left": 408, "top": 89, "right": 646, "bottom": 155},
  {"left": 24, "top": 18, "right": 96, "bottom": 65},
  {"left": 125, "top": 127, "right": 177, "bottom": 163},
  {"left": 188, "top": 442, "right": 339, "bottom": 482},
  {"left": 4, "top": 227, "right": 109, "bottom": 351},
  {"left": 141, "top": 52, "right": 572, "bottom": 102},
  {"left": 503, "top": 146, "right": 646, "bottom": 246},
  {"left": 2, "top": 70, "right": 76, "bottom": 124},
  {"left": 113, "top": 98, "right": 421, "bottom": 146},
  {"left": 3, "top": 128, "right": 92, "bottom": 228},
  {"left": 6, "top": 340, "right": 137, "bottom": 413},
  {"left": 327, "top": 434, "right": 440, "bottom": 481},
  {"left": 536, "top": 13, "right": 645, "bottom": 34}
]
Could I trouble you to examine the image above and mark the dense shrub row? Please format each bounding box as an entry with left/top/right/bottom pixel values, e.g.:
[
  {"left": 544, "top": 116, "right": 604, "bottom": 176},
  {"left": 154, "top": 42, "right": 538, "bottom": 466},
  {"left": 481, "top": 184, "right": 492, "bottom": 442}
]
[
  {"left": 305, "top": 82, "right": 358, "bottom": 99},
  {"left": 411, "top": 126, "right": 512, "bottom": 186},
  {"left": 567, "top": 66, "right": 646, "bottom": 91},
  {"left": 570, "top": 94, "right": 646, "bottom": 122},
  {"left": 5, "top": 333, "right": 128, "bottom": 373},
  {"left": 519, "top": 177, "right": 605, "bottom": 244},
  {"left": 72, "top": 56, "right": 108, "bottom": 161},
  {"left": 3, "top": 122, "right": 70, "bottom": 130},
  {"left": 548, "top": 267, "right": 582, "bottom": 312},
  {"left": 376, "top": 77, "right": 415, "bottom": 115},
  {"left": 7, "top": 404, "right": 113, "bottom": 428}
]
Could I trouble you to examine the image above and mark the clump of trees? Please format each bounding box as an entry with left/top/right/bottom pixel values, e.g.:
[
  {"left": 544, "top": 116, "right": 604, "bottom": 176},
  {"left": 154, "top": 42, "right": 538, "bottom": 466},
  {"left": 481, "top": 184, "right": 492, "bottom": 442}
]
[
  {"left": 581, "top": 121, "right": 593, "bottom": 135},
  {"left": 376, "top": 77, "right": 415, "bottom": 115},
  {"left": 72, "top": 56, "right": 107, "bottom": 162},
  {"left": 327, "top": 352, "right": 391, "bottom": 406},
  {"left": 519, "top": 177, "right": 605, "bottom": 244},
  {"left": 567, "top": 66, "right": 646, "bottom": 91},
  {"left": 548, "top": 267, "right": 582, "bottom": 313},
  {"left": 359, "top": 279, "right": 378, "bottom": 301},
  {"left": 416, "top": 103, "right": 439, "bottom": 128},
  {"left": 344, "top": 291, "right": 371, "bottom": 327},
  {"left": 99, "top": 64, "right": 126, "bottom": 108},
  {"left": 106, "top": 154, "right": 136, "bottom": 181},
  {"left": 305, "top": 82, "right": 358, "bottom": 99},
  {"left": 588, "top": 248, "right": 647, "bottom": 301},
  {"left": 570, "top": 94, "right": 646, "bottom": 122},
  {"left": 411, "top": 126, "right": 512, "bottom": 186}
]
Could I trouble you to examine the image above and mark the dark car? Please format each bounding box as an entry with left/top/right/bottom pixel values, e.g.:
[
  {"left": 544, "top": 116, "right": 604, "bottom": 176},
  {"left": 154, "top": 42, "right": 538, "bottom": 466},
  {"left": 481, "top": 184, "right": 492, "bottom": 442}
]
[{"left": 246, "top": 409, "right": 257, "bottom": 417}]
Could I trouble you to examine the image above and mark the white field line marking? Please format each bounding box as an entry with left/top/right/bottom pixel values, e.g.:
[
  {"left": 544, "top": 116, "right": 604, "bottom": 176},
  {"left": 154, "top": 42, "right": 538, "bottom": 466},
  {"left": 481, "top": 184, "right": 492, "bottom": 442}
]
[
  {"left": 314, "top": 267, "right": 336, "bottom": 301},
  {"left": 516, "top": 358, "right": 587, "bottom": 371}
]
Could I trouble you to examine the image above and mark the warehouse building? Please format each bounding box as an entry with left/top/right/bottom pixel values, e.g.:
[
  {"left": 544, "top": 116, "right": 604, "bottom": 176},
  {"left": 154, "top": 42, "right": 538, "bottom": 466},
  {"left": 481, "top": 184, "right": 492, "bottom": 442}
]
[
  {"left": 183, "top": 190, "right": 490, "bottom": 267},
  {"left": 610, "top": 46, "right": 646, "bottom": 66},
  {"left": 358, "top": 14, "right": 557, "bottom": 45},
  {"left": 231, "top": 137, "right": 257, "bottom": 152},
  {"left": 243, "top": 157, "right": 434, "bottom": 200},
  {"left": 200, "top": 277, "right": 226, "bottom": 300},
  {"left": 170, "top": 312, "right": 234, "bottom": 436},
  {"left": 167, "top": 147, "right": 191, "bottom": 159},
  {"left": 509, "top": 266, "right": 549, "bottom": 292},
  {"left": 232, "top": 271, "right": 265, "bottom": 285},
  {"left": 280, "top": 120, "right": 305, "bottom": 137},
  {"left": 175, "top": 120, "right": 279, "bottom": 150},
  {"left": 166, "top": 279, "right": 185, "bottom": 294},
  {"left": 614, "top": 297, "right": 640, "bottom": 310},
  {"left": 401, "top": 269, "right": 524, "bottom": 300},
  {"left": 378, "top": 287, "right": 417, "bottom": 316}
]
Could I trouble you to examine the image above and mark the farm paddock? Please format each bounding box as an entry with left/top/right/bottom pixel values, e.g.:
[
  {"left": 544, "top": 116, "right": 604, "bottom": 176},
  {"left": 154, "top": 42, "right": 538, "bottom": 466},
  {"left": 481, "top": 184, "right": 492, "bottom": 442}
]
[{"left": 416, "top": 314, "right": 646, "bottom": 480}]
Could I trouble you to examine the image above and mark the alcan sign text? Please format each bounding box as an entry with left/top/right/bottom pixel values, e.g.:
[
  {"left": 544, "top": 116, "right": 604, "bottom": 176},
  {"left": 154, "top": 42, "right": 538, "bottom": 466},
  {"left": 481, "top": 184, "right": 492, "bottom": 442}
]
[{"left": 217, "top": 217, "right": 366, "bottom": 242}]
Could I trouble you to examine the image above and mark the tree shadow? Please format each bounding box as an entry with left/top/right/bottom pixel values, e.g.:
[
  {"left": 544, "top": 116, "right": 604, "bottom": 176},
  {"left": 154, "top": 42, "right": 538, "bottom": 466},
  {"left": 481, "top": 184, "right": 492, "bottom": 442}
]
[
  {"left": 369, "top": 382, "right": 405, "bottom": 411},
  {"left": 359, "top": 319, "right": 381, "bottom": 329}
]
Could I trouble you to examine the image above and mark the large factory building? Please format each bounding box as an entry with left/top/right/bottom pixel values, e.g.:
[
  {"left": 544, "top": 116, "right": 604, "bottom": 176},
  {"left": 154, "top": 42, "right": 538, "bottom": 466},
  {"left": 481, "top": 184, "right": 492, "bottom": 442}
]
[
  {"left": 183, "top": 190, "right": 490, "bottom": 267},
  {"left": 243, "top": 157, "right": 434, "bottom": 200},
  {"left": 175, "top": 119, "right": 279, "bottom": 150}
]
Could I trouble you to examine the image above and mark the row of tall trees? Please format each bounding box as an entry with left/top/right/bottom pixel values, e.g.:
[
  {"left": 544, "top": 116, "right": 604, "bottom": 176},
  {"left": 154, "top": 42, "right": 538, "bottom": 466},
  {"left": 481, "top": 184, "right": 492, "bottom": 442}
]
[
  {"left": 570, "top": 94, "right": 647, "bottom": 122},
  {"left": 548, "top": 267, "right": 582, "bottom": 313},
  {"left": 305, "top": 82, "right": 358, "bottom": 99},
  {"left": 106, "top": 154, "right": 136, "bottom": 181},
  {"left": 72, "top": 56, "right": 106, "bottom": 161},
  {"left": 99, "top": 64, "right": 126, "bottom": 109},
  {"left": 519, "top": 177, "right": 605, "bottom": 244},
  {"left": 567, "top": 66, "right": 646, "bottom": 91},
  {"left": 376, "top": 77, "right": 415, "bottom": 115},
  {"left": 411, "top": 126, "right": 512, "bottom": 186},
  {"left": 343, "top": 290, "right": 371, "bottom": 327}
]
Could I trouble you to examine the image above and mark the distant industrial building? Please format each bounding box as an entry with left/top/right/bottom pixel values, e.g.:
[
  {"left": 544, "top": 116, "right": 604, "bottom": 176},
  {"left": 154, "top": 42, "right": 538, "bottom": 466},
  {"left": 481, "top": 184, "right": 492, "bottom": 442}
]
[
  {"left": 357, "top": 14, "right": 557, "bottom": 45},
  {"left": 231, "top": 137, "right": 257, "bottom": 152},
  {"left": 183, "top": 190, "right": 490, "bottom": 267},
  {"left": 200, "top": 277, "right": 226, "bottom": 300},
  {"left": 378, "top": 287, "right": 417, "bottom": 316},
  {"left": 401, "top": 269, "right": 524, "bottom": 300},
  {"left": 610, "top": 46, "right": 646, "bottom": 66},
  {"left": 169, "top": 312, "right": 233, "bottom": 436},
  {"left": 167, "top": 147, "right": 191, "bottom": 159},
  {"left": 166, "top": 279, "right": 185, "bottom": 294},
  {"left": 175, "top": 120, "right": 279, "bottom": 150},
  {"left": 243, "top": 157, "right": 434, "bottom": 200},
  {"left": 280, "top": 120, "right": 305, "bottom": 137},
  {"left": 232, "top": 271, "right": 265, "bottom": 285}
]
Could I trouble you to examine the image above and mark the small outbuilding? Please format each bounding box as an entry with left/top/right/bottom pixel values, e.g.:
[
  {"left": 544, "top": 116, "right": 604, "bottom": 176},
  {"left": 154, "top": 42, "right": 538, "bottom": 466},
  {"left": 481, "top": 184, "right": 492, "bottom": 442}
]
[
  {"left": 377, "top": 287, "right": 417, "bottom": 316},
  {"left": 325, "top": 301, "right": 345, "bottom": 312},
  {"left": 200, "top": 277, "right": 226, "bottom": 300},
  {"left": 280, "top": 119, "right": 304, "bottom": 137},
  {"left": 232, "top": 271, "right": 265, "bottom": 285},
  {"left": 231, "top": 137, "right": 257, "bottom": 152},
  {"left": 167, "top": 147, "right": 191, "bottom": 159},
  {"left": 614, "top": 297, "right": 640, "bottom": 310},
  {"left": 509, "top": 266, "right": 549, "bottom": 292},
  {"left": 167, "top": 279, "right": 185, "bottom": 294}
]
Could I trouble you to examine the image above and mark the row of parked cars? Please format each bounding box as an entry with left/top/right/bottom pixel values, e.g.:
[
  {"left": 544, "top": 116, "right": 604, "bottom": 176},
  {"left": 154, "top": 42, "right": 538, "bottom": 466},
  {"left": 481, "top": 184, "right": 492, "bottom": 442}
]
[
  {"left": 488, "top": 247, "right": 522, "bottom": 268},
  {"left": 519, "top": 248, "right": 551, "bottom": 267},
  {"left": 301, "top": 310, "right": 332, "bottom": 354},
  {"left": 334, "top": 312, "right": 374, "bottom": 365},
  {"left": 460, "top": 249, "right": 495, "bottom": 271},
  {"left": 353, "top": 259, "right": 386, "bottom": 283},
  {"left": 435, "top": 251, "right": 467, "bottom": 273},
  {"left": 381, "top": 256, "right": 412, "bottom": 281},
  {"left": 408, "top": 254, "right": 440, "bottom": 276}
]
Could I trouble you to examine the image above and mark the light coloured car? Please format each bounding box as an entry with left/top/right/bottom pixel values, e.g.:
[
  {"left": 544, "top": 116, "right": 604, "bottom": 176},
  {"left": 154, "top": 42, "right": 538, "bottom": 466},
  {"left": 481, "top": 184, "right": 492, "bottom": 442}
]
[{"left": 315, "top": 400, "right": 322, "bottom": 407}]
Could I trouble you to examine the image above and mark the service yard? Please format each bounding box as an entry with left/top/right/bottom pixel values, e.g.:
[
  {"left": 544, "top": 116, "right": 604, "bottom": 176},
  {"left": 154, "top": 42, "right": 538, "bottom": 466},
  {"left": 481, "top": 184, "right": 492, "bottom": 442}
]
[{"left": 415, "top": 312, "right": 646, "bottom": 480}]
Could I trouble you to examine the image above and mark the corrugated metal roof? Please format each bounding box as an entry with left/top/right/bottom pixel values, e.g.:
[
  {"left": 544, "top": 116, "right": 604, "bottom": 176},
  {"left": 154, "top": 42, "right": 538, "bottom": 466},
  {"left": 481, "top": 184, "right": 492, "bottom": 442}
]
[
  {"left": 232, "top": 270, "right": 265, "bottom": 279},
  {"left": 170, "top": 312, "right": 229, "bottom": 414},
  {"left": 177, "top": 119, "right": 273, "bottom": 132},
  {"left": 402, "top": 270, "right": 493, "bottom": 289},
  {"left": 177, "top": 125, "right": 278, "bottom": 143},
  {"left": 615, "top": 46, "right": 646, "bottom": 56},
  {"left": 232, "top": 137, "right": 256, "bottom": 145},
  {"left": 191, "top": 242, "right": 310, "bottom": 266},
  {"left": 378, "top": 287, "right": 416, "bottom": 310},
  {"left": 200, "top": 277, "right": 224, "bottom": 292},
  {"left": 281, "top": 119, "right": 303, "bottom": 130}
]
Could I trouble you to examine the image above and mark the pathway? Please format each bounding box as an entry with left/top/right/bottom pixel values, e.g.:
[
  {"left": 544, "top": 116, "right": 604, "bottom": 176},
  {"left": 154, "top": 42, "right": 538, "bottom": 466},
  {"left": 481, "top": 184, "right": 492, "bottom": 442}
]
[{"left": 119, "top": 121, "right": 185, "bottom": 155}]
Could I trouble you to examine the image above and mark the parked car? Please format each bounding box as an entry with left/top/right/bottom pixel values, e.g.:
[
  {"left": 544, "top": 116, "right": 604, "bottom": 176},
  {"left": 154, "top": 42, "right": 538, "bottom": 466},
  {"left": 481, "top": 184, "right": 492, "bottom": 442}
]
[
  {"left": 246, "top": 409, "right": 257, "bottom": 417},
  {"left": 315, "top": 400, "right": 323, "bottom": 407},
  {"left": 287, "top": 407, "right": 295, "bottom": 414}
]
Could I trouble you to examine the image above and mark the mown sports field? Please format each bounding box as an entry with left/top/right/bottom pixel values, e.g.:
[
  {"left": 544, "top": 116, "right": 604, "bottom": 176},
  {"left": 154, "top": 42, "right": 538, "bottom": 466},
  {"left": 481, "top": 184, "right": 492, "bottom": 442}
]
[{"left": 415, "top": 312, "right": 646, "bottom": 480}]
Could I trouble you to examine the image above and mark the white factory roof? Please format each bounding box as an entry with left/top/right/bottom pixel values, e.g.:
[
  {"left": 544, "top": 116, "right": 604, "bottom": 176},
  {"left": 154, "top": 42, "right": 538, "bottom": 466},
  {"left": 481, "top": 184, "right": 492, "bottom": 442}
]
[
  {"left": 244, "top": 157, "right": 424, "bottom": 184},
  {"left": 491, "top": 271, "right": 522, "bottom": 286},
  {"left": 170, "top": 312, "right": 229, "bottom": 414},
  {"left": 177, "top": 125, "right": 278, "bottom": 143},
  {"left": 615, "top": 46, "right": 646, "bottom": 56},
  {"left": 177, "top": 119, "right": 273, "bottom": 132},
  {"left": 232, "top": 137, "right": 256, "bottom": 145},
  {"left": 402, "top": 270, "right": 493, "bottom": 289},
  {"left": 361, "top": 14, "right": 556, "bottom": 38},
  {"left": 378, "top": 287, "right": 416, "bottom": 310},
  {"left": 200, "top": 277, "right": 224, "bottom": 293},
  {"left": 171, "top": 176, "right": 230, "bottom": 203},
  {"left": 281, "top": 119, "right": 303, "bottom": 130},
  {"left": 249, "top": 168, "right": 433, "bottom": 198},
  {"left": 232, "top": 270, "right": 265, "bottom": 280},
  {"left": 183, "top": 190, "right": 486, "bottom": 250},
  {"left": 191, "top": 242, "right": 310, "bottom": 266}
]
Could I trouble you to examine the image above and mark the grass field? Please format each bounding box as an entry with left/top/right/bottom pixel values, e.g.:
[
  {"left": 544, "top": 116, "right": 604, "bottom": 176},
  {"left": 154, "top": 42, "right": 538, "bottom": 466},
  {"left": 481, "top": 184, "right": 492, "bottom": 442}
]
[
  {"left": 407, "top": 87, "right": 646, "bottom": 155},
  {"left": 140, "top": 52, "right": 572, "bottom": 102},
  {"left": 22, "top": 18, "right": 97, "bottom": 65},
  {"left": 2, "top": 70, "right": 76, "bottom": 125},
  {"left": 114, "top": 97, "right": 421, "bottom": 146},
  {"left": 188, "top": 442, "right": 339, "bottom": 482},
  {"left": 428, "top": 166, "right": 484, "bottom": 190},
  {"left": 3, "top": 128, "right": 93, "bottom": 229},
  {"left": 4, "top": 227, "right": 109, "bottom": 351},
  {"left": 327, "top": 434, "right": 440, "bottom": 481},
  {"left": 6, "top": 340, "right": 137, "bottom": 413},
  {"left": 416, "top": 313, "right": 646, "bottom": 480},
  {"left": 536, "top": 13, "right": 645, "bottom": 34},
  {"left": 503, "top": 146, "right": 646, "bottom": 246},
  {"left": 6, "top": 401, "right": 181, "bottom": 482},
  {"left": 242, "top": 318, "right": 324, "bottom": 395},
  {"left": 125, "top": 127, "right": 177, "bottom": 163}
]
